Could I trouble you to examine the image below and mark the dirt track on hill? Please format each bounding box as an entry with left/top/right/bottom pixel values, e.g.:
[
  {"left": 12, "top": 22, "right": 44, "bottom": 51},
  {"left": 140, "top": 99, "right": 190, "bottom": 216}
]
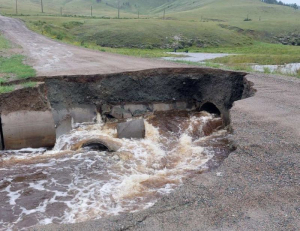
[
  {"left": 0, "top": 15, "right": 179, "bottom": 76},
  {"left": 1, "top": 15, "right": 299, "bottom": 231}
]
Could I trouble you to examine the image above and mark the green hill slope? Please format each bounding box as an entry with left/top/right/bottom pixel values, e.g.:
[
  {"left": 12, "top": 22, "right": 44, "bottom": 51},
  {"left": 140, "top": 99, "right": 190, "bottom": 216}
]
[
  {"left": 1, "top": 0, "right": 299, "bottom": 21},
  {"left": 1, "top": 0, "right": 299, "bottom": 53}
]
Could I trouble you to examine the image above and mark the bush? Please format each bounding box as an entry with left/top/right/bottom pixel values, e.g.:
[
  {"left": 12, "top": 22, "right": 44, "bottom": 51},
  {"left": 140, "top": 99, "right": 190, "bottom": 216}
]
[
  {"left": 62, "top": 21, "right": 84, "bottom": 29},
  {"left": 263, "top": 67, "right": 271, "bottom": 74},
  {"left": 56, "top": 33, "right": 64, "bottom": 40}
]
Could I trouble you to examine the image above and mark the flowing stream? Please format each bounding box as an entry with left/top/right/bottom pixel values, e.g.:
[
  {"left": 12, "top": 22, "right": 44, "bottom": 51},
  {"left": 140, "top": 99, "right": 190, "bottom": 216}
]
[{"left": 0, "top": 111, "right": 231, "bottom": 230}]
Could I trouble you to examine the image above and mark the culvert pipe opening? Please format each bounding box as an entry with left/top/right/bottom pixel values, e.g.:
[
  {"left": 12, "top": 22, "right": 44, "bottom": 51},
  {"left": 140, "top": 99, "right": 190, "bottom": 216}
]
[
  {"left": 82, "top": 142, "right": 110, "bottom": 151},
  {"left": 200, "top": 102, "right": 221, "bottom": 116}
]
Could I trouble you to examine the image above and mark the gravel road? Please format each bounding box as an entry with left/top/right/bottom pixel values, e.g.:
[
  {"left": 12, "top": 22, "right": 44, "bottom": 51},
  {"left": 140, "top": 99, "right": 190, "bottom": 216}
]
[
  {"left": 1, "top": 14, "right": 299, "bottom": 231},
  {"left": 0, "top": 15, "right": 179, "bottom": 76}
]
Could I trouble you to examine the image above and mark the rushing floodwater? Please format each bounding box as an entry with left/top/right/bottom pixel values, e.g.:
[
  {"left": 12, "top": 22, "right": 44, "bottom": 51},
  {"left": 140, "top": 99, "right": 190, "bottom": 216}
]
[{"left": 0, "top": 111, "right": 231, "bottom": 230}]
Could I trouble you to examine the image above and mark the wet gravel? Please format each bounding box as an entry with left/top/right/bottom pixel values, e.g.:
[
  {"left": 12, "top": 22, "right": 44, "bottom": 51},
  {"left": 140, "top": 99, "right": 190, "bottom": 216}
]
[{"left": 32, "top": 73, "right": 300, "bottom": 231}]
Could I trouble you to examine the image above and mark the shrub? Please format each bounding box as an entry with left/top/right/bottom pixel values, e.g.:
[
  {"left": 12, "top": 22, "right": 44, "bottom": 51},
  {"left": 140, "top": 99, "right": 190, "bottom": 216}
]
[
  {"left": 263, "top": 67, "right": 271, "bottom": 74},
  {"left": 56, "top": 33, "right": 64, "bottom": 40}
]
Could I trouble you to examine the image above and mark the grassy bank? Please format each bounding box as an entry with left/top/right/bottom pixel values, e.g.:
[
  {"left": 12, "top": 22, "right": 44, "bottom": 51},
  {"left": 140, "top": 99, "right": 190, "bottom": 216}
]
[
  {"left": 0, "top": 35, "right": 11, "bottom": 49},
  {"left": 174, "top": 60, "right": 300, "bottom": 78},
  {"left": 23, "top": 16, "right": 252, "bottom": 49},
  {"left": 0, "top": 34, "right": 36, "bottom": 93},
  {"left": 187, "top": 42, "right": 300, "bottom": 65},
  {"left": 16, "top": 14, "right": 299, "bottom": 66},
  {"left": 0, "top": 55, "right": 36, "bottom": 80},
  {"left": 20, "top": 16, "right": 300, "bottom": 66}
]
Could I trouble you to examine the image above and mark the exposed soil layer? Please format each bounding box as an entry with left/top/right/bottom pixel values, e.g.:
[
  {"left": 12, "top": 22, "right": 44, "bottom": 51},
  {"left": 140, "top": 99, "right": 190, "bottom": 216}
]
[
  {"left": 0, "top": 68, "right": 253, "bottom": 150},
  {"left": 0, "top": 84, "right": 50, "bottom": 115},
  {"left": 0, "top": 68, "right": 252, "bottom": 113},
  {"left": 44, "top": 68, "right": 252, "bottom": 123}
]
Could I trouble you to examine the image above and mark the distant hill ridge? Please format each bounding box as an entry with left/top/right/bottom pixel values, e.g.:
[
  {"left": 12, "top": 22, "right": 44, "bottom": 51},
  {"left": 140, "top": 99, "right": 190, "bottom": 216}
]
[{"left": 1, "top": 0, "right": 299, "bottom": 16}]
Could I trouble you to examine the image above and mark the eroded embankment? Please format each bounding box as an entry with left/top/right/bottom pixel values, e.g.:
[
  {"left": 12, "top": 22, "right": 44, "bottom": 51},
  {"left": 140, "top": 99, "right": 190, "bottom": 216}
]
[
  {"left": 0, "top": 67, "right": 255, "bottom": 230},
  {"left": 0, "top": 68, "right": 254, "bottom": 150}
]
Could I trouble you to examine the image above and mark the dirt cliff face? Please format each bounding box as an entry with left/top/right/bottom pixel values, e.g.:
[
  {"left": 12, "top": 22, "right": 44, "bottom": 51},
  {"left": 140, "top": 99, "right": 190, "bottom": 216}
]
[
  {"left": 0, "top": 84, "right": 50, "bottom": 115},
  {"left": 45, "top": 68, "right": 253, "bottom": 125}
]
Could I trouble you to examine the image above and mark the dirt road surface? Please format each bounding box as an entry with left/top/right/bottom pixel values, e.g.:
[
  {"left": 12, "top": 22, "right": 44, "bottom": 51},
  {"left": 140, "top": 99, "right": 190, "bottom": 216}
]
[
  {"left": 0, "top": 15, "right": 179, "bottom": 76},
  {"left": 0, "top": 15, "right": 299, "bottom": 231}
]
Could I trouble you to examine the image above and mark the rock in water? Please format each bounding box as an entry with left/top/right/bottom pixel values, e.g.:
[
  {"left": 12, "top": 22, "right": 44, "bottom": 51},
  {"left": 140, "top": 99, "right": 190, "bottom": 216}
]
[{"left": 117, "top": 119, "right": 145, "bottom": 139}]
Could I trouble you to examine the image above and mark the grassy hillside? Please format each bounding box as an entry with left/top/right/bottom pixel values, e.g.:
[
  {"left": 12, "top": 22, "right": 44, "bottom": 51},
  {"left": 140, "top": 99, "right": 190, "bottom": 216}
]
[
  {"left": 169, "top": 0, "right": 300, "bottom": 41},
  {"left": 1, "top": 0, "right": 299, "bottom": 18},
  {"left": 0, "top": 0, "right": 135, "bottom": 17},
  {"left": 16, "top": 0, "right": 299, "bottom": 49},
  {"left": 0, "top": 0, "right": 176, "bottom": 16},
  {"left": 24, "top": 16, "right": 252, "bottom": 48}
]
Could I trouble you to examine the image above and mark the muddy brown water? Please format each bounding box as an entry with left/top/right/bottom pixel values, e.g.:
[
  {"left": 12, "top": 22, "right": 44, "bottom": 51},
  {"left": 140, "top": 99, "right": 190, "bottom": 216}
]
[{"left": 0, "top": 111, "right": 232, "bottom": 230}]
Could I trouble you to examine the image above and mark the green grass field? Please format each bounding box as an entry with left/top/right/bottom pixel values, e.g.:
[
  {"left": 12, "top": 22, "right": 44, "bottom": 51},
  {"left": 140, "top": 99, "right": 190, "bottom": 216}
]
[
  {"left": 0, "top": 34, "right": 11, "bottom": 49},
  {"left": 24, "top": 16, "right": 252, "bottom": 48}
]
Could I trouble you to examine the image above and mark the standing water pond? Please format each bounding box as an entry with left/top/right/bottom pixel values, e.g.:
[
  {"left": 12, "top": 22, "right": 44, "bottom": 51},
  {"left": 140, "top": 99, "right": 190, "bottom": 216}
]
[
  {"left": 0, "top": 111, "right": 232, "bottom": 230},
  {"left": 162, "top": 52, "right": 232, "bottom": 62}
]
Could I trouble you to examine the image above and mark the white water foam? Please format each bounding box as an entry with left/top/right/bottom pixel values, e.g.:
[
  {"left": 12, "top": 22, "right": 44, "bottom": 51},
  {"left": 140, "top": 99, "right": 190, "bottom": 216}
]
[{"left": 0, "top": 112, "right": 228, "bottom": 230}]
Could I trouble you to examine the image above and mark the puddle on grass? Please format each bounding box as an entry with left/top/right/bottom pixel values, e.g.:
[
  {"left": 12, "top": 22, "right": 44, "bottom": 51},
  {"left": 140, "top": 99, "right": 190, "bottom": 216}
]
[{"left": 162, "top": 52, "right": 232, "bottom": 62}]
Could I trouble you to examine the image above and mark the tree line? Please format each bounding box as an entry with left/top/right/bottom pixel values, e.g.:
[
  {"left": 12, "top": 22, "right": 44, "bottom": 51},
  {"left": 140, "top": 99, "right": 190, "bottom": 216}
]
[{"left": 261, "top": 0, "right": 298, "bottom": 9}]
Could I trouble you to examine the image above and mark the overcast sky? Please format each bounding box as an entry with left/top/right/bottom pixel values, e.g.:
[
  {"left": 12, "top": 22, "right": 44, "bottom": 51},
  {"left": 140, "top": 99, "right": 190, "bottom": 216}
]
[{"left": 281, "top": 0, "right": 300, "bottom": 4}]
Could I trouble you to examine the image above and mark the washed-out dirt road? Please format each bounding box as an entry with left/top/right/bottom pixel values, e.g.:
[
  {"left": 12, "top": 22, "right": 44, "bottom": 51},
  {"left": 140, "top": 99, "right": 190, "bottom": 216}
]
[
  {"left": 33, "top": 73, "right": 300, "bottom": 231},
  {"left": 0, "top": 15, "right": 179, "bottom": 76},
  {"left": 0, "top": 15, "right": 299, "bottom": 231}
]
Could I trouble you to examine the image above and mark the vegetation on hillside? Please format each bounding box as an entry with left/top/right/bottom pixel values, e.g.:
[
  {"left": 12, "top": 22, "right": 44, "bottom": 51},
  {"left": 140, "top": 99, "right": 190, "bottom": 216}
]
[
  {"left": 188, "top": 42, "right": 300, "bottom": 64},
  {"left": 261, "top": 0, "right": 298, "bottom": 9},
  {"left": 4, "top": 0, "right": 297, "bottom": 48}
]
